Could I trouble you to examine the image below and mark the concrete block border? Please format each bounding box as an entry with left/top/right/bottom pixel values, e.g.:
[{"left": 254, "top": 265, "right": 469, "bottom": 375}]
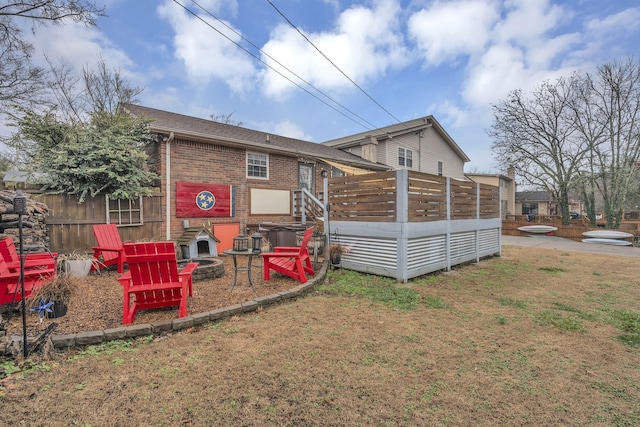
[{"left": 50, "top": 261, "right": 328, "bottom": 350}]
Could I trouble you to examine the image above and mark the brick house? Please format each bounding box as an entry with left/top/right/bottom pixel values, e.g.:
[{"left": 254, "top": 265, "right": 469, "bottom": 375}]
[{"left": 123, "top": 104, "right": 390, "bottom": 243}]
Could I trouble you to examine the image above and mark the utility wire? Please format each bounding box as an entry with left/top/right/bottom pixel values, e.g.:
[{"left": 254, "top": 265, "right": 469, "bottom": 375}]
[
  {"left": 266, "top": 0, "right": 403, "bottom": 125},
  {"left": 172, "top": 0, "right": 376, "bottom": 132},
  {"left": 188, "top": 0, "right": 379, "bottom": 131}
]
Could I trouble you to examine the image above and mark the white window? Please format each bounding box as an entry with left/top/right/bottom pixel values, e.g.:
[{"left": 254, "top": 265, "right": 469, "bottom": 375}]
[
  {"left": 398, "top": 147, "right": 413, "bottom": 168},
  {"left": 107, "top": 196, "right": 143, "bottom": 226},
  {"left": 437, "top": 161, "right": 443, "bottom": 176},
  {"left": 247, "top": 152, "right": 268, "bottom": 179}
]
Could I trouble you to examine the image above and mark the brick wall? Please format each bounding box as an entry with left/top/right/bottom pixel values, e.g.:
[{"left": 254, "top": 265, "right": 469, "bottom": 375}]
[{"left": 160, "top": 138, "right": 318, "bottom": 240}]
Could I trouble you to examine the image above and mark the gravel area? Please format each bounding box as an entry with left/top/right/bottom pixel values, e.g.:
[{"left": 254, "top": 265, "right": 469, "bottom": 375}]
[{"left": 3, "top": 254, "right": 321, "bottom": 336}]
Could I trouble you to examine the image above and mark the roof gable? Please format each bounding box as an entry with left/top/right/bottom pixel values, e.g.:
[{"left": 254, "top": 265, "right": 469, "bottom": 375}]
[
  {"left": 122, "top": 103, "right": 389, "bottom": 171},
  {"left": 322, "top": 116, "right": 470, "bottom": 163}
]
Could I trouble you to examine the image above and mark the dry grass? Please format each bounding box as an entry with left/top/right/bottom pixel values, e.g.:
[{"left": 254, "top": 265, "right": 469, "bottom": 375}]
[{"left": 2, "top": 245, "right": 640, "bottom": 426}]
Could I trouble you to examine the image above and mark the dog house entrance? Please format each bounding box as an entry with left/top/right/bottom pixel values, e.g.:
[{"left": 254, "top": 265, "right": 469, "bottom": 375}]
[{"left": 177, "top": 227, "right": 220, "bottom": 259}]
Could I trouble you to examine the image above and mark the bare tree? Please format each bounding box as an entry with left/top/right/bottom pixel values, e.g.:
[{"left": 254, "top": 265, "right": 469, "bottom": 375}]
[
  {"left": 491, "top": 58, "right": 640, "bottom": 228},
  {"left": 569, "top": 74, "right": 609, "bottom": 226},
  {"left": 8, "top": 55, "right": 145, "bottom": 163},
  {"left": 210, "top": 112, "right": 243, "bottom": 126},
  {"left": 45, "top": 55, "right": 86, "bottom": 124},
  {"left": 0, "top": 1, "right": 105, "bottom": 109},
  {"left": 489, "top": 75, "right": 589, "bottom": 225},
  {"left": 38, "top": 55, "right": 143, "bottom": 124},
  {"left": 581, "top": 58, "right": 640, "bottom": 228},
  {"left": 83, "top": 56, "right": 142, "bottom": 116}
]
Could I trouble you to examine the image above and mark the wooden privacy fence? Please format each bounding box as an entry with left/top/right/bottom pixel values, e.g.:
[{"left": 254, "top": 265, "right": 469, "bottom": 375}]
[
  {"left": 328, "top": 170, "right": 397, "bottom": 221},
  {"left": 325, "top": 170, "right": 502, "bottom": 282},
  {"left": 34, "top": 193, "right": 164, "bottom": 253},
  {"left": 327, "top": 170, "right": 500, "bottom": 222}
]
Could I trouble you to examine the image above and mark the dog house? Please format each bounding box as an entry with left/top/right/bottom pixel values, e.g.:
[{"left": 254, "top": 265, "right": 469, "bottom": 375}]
[{"left": 177, "top": 227, "right": 220, "bottom": 259}]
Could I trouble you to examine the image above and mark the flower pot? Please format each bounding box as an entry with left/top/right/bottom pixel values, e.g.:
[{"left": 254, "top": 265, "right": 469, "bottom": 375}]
[
  {"left": 330, "top": 254, "right": 341, "bottom": 266},
  {"left": 45, "top": 300, "right": 68, "bottom": 318},
  {"left": 64, "top": 259, "right": 92, "bottom": 277}
]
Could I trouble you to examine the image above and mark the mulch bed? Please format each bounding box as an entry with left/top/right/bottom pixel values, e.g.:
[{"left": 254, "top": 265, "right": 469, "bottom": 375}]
[{"left": 2, "top": 255, "right": 323, "bottom": 337}]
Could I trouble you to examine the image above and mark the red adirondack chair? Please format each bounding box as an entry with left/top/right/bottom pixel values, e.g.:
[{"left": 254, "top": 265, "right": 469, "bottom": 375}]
[
  {"left": 262, "top": 226, "right": 315, "bottom": 284},
  {"left": 0, "top": 254, "right": 57, "bottom": 306},
  {"left": 0, "top": 237, "right": 58, "bottom": 274},
  {"left": 92, "top": 224, "right": 126, "bottom": 273},
  {"left": 118, "top": 242, "right": 198, "bottom": 324}
]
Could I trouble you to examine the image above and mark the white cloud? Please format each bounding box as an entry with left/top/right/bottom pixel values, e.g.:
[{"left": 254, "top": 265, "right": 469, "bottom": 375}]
[
  {"left": 157, "top": 0, "right": 255, "bottom": 92},
  {"left": 492, "top": 0, "right": 567, "bottom": 45},
  {"left": 183, "top": 0, "right": 238, "bottom": 16},
  {"left": 585, "top": 7, "right": 640, "bottom": 35},
  {"left": 29, "top": 22, "right": 133, "bottom": 76},
  {"left": 248, "top": 118, "right": 312, "bottom": 141},
  {"left": 259, "top": 0, "right": 408, "bottom": 98},
  {"left": 414, "top": 0, "right": 579, "bottom": 115},
  {"left": 271, "top": 119, "right": 313, "bottom": 141},
  {"left": 408, "top": 0, "right": 499, "bottom": 67},
  {"left": 576, "top": 8, "right": 640, "bottom": 60},
  {"left": 431, "top": 100, "right": 470, "bottom": 129}
]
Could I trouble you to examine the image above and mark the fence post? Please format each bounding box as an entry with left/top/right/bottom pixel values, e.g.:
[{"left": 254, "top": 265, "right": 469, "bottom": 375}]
[
  {"left": 446, "top": 177, "right": 451, "bottom": 271},
  {"left": 476, "top": 182, "right": 480, "bottom": 262},
  {"left": 396, "top": 169, "right": 409, "bottom": 282},
  {"left": 323, "top": 174, "right": 329, "bottom": 260}
]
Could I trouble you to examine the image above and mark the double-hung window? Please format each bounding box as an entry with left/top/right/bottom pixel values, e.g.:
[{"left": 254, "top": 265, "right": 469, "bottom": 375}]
[
  {"left": 398, "top": 147, "right": 413, "bottom": 168},
  {"left": 247, "top": 152, "right": 268, "bottom": 179}
]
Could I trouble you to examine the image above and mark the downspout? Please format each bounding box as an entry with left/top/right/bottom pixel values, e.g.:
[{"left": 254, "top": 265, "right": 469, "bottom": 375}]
[
  {"left": 165, "top": 132, "right": 174, "bottom": 240},
  {"left": 417, "top": 130, "right": 423, "bottom": 172}
]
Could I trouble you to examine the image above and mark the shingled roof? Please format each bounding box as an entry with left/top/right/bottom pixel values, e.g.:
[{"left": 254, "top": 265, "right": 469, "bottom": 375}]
[
  {"left": 322, "top": 115, "right": 470, "bottom": 163},
  {"left": 123, "top": 103, "right": 390, "bottom": 172},
  {"left": 516, "top": 191, "right": 554, "bottom": 202}
]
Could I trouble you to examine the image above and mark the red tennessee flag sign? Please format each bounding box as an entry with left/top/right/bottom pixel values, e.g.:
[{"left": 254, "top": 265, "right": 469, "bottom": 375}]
[{"left": 176, "top": 182, "right": 233, "bottom": 218}]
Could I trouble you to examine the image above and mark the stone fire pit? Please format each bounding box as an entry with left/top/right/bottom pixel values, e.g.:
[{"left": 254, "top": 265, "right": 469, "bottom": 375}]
[{"left": 177, "top": 257, "right": 224, "bottom": 282}]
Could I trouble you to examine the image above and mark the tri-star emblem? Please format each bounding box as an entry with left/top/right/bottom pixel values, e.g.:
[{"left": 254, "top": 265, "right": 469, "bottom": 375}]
[{"left": 196, "top": 190, "right": 215, "bottom": 210}]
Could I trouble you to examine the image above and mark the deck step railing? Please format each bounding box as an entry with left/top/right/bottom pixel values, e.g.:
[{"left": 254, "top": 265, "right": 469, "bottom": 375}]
[{"left": 293, "top": 189, "right": 325, "bottom": 224}]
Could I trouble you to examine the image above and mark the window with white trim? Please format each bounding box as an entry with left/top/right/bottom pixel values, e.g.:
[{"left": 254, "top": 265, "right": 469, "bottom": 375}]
[
  {"left": 437, "top": 161, "right": 443, "bottom": 176},
  {"left": 247, "top": 152, "right": 268, "bottom": 179},
  {"left": 107, "top": 195, "right": 143, "bottom": 226},
  {"left": 398, "top": 147, "right": 413, "bottom": 168}
]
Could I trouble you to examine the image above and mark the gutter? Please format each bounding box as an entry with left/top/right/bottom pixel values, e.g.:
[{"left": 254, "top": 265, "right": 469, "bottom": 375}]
[
  {"left": 151, "top": 127, "right": 388, "bottom": 171},
  {"left": 165, "top": 132, "right": 174, "bottom": 240}
]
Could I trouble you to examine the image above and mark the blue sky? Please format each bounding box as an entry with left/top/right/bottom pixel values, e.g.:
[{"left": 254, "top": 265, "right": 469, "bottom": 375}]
[{"left": 19, "top": 0, "right": 640, "bottom": 172}]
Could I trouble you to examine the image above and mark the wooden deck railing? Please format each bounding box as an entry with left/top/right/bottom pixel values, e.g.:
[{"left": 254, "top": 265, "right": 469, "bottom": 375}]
[
  {"left": 327, "top": 171, "right": 397, "bottom": 222},
  {"left": 327, "top": 170, "right": 500, "bottom": 222}
]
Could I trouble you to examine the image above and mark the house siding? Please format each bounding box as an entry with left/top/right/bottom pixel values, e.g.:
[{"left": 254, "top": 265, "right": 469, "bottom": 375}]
[
  {"left": 378, "top": 127, "right": 465, "bottom": 179},
  {"left": 466, "top": 175, "right": 515, "bottom": 218},
  {"left": 422, "top": 127, "right": 465, "bottom": 180}
]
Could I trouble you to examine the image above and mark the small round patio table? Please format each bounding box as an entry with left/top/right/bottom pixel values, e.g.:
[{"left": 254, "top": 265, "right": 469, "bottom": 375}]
[{"left": 223, "top": 249, "right": 261, "bottom": 291}]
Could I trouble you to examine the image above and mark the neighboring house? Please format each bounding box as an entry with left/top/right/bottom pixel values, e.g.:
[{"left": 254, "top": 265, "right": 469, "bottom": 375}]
[
  {"left": 2, "top": 170, "right": 45, "bottom": 191},
  {"left": 321, "top": 116, "right": 470, "bottom": 180},
  {"left": 515, "top": 191, "right": 558, "bottom": 217},
  {"left": 466, "top": 167, "right": 516, "bottom": 218},
  {"left": 123, "top": 104, "right": 391, "bottom": 242},
  {"left": 515, "top": 191, "right": 584, "bottom": 219}
]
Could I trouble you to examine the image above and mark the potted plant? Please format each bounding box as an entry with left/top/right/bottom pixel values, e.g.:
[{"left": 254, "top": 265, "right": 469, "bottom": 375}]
[
  {"left": 328, "top": 244, "right": 349, "bottom": 266},
  {"left": 58, "top": 251, "right": 102, "bottom": 277},
  {"left": 26, "top": 273, "right": 79, "bottom": 319}
]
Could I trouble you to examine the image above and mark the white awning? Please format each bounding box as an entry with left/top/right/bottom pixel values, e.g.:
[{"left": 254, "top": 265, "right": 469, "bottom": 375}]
[{"left": 324, "top": 160, "right": 375, "bottom": 176}]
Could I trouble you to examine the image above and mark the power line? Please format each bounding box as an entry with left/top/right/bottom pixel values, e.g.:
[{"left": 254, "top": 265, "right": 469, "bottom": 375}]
[
  {"left": 266, "top": 0, "right": 403, "bottom": 125},
  {"left": 172, "top": 0, "right": 376, "bottom": 132},
  {"left": 188, "top": 0, "right": 379, "bottom": 130}
]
